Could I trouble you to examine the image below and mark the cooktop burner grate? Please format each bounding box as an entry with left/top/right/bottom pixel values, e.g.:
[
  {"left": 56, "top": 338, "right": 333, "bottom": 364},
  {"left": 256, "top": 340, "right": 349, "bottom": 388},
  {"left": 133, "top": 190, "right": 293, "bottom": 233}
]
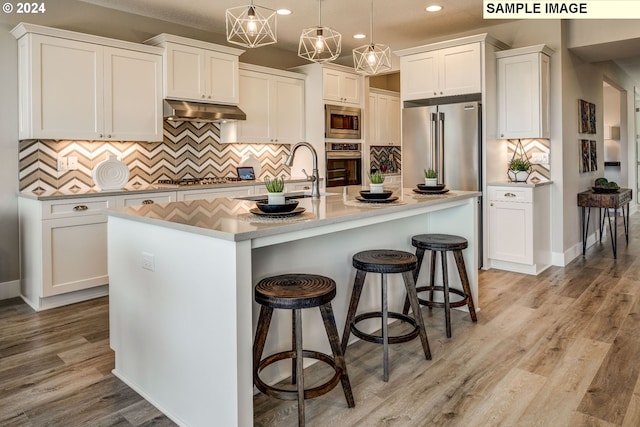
[{"left": 156, "top": 177, "right": 243, "bottom": 186}]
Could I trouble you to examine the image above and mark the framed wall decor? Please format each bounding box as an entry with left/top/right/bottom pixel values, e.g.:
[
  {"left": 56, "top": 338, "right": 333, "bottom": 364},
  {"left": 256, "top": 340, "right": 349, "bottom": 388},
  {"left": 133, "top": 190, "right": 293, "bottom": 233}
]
[
  {"left": 580, "top": 139, "right": 590, "bottom": 173},
  {"left": 579, "top": 99, "right": 596, "bottom": 134}
]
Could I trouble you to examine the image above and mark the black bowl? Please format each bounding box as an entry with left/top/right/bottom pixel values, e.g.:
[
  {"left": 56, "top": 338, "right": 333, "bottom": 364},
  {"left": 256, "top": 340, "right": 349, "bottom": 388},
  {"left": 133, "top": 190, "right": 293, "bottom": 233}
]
[
  {"left": 359, "top": 190, "right": 393, "bottom": 200},
  {"left": 255, "top": 199, "right": 299, "bottom": 213},
  {"left": 417, "top": 183, "right": 446, "bottom": 191},
  {"left": 592, "top": 186, "right": 619, "bottom": 194}
]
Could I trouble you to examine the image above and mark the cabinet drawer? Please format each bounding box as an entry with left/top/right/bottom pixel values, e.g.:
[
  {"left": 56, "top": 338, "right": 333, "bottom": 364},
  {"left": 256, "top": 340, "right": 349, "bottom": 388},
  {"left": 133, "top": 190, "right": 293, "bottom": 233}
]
[
  {"left": 117, "top": 192, "right": 177, "bottom": 207},
  {"left": 488, "top": 187, "right": 532, "bottom": 203},
  {"left": 42, "top": 197, "right": 114, "bottom": 219}
]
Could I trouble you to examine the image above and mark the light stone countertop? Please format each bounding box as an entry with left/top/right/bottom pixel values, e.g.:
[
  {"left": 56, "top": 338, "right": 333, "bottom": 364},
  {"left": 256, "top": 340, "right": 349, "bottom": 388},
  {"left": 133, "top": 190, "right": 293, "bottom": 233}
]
[{"left": 105, "top": 187, "right": 481, "bottom": 242}]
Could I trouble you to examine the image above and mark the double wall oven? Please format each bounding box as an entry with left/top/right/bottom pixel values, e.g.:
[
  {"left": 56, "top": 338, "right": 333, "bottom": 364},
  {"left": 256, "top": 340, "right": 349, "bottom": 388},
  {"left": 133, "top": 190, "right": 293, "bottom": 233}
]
[{"left": 326, "top": 143, "right": 362, "bottom": 187}]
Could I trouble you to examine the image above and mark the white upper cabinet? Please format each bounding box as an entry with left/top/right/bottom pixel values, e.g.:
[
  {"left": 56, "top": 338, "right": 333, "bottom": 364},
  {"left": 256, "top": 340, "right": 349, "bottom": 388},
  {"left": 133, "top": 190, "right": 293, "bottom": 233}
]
[
  {"left": 12, "top": 24, "right": 163, "bottom": 142},
  {"left": 497, "top": 45, "right": 552, "bottom": 139},
  {"left": 223, "top": 65, "right": 305, "bottom": 144},
  {"left": 323, "top": 68, "right": 361, "bottom": 105},
  {"left": 400, "top": 43, "right": 481, "bottom": 101},
  {"left": 369, "top": 89, "right": 401, "bottom": 146},
  {"left": 145, "top": 34, "right": 244, "bottom": 105}
]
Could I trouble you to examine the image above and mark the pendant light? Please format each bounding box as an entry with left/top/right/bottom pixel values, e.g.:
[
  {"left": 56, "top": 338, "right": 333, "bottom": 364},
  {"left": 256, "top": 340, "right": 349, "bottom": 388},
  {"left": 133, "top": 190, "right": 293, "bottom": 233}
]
[
  {"left": 226, "top": 1, "right": 277, "bottom": 48},
  {"left": 352, "top": 0, "right": 391, "bottom": 75},
  {"left": 298, "top": 0, "right": 342, "bottom": 63}
]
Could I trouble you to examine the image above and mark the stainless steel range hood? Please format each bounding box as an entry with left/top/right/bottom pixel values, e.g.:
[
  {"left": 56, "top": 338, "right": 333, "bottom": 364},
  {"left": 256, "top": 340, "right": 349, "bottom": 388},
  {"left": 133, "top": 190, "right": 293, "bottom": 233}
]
[{"left": 163, "top": 99, "right": 246, "bottom": 123}]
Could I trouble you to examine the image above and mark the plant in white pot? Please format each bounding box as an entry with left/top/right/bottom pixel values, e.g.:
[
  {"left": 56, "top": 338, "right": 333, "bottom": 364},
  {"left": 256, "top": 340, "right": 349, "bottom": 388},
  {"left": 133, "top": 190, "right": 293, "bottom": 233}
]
[
  {"left": 424, "top": 168, "right": 438, "bottom": 186},
  {"left": 264, "top": 176, "right": 285, "bottom": 204},
  {"left": 368, "top": 171, "right": 385, "bottom": 193},
  {"left": 507, "top": 158, "right": 531, "bottom": 182}
]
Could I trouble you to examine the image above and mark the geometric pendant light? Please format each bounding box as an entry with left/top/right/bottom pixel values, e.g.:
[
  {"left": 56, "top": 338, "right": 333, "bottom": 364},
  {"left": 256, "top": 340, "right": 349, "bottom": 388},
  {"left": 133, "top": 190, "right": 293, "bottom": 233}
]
[
  {"left": 353, "top": 0, "right": 391, "bottom": 75},
  {"left": 226, "top": 1, "right": 277, "bottom": 48},
  {"left": 298, "top": 0, "right": 342, "bottom": 63}
]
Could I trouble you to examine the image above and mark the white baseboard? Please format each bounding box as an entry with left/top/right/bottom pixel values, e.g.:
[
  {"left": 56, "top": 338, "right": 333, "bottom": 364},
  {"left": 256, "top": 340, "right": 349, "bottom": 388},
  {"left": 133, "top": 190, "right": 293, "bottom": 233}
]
[
  {"left": 0, "top": 280, "right": 20, "bottom": 300},
  {"left": 552, "top": 232, "right": 598, "bottom": 267}
]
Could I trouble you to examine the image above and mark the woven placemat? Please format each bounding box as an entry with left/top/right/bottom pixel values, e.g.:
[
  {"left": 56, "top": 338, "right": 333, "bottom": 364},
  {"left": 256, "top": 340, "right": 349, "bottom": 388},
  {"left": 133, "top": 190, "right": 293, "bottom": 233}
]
[
  {"left": 237, "top": 211, "right": 316, "bottom": 224},
  {"left": 343, "top": 199, "right": 407, "bottom": 208}
]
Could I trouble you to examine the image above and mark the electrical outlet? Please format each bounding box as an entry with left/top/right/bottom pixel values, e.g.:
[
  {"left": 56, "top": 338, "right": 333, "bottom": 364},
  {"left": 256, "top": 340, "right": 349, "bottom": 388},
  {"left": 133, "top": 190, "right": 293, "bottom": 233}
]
[
  {"left": 57, "top": 157, "right": 68, "bottom": 172},
  {"left": 142, "top": 252, "right": 155, "bottom": 271},
  {"left": 531, "top": 152, "right": 549, "bottom": 164},
  {"left": 67, "top": 156, "right": 78, "bottom": 170}
]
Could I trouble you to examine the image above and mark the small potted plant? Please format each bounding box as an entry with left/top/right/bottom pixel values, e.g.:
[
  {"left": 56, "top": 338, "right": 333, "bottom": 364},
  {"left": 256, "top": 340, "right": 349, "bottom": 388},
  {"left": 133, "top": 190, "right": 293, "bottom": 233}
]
[
  {"left": 264, "top": 176, "right": 285, "bottom": 204},
  {"left": 507, "top": 158, "right": 531, "bottom": 182},
  {"left": 424, "top": 168, "right": 438, "bottom": 186},
  {"left": 369, "top": 171, "right": 385, "bottom": 193}
]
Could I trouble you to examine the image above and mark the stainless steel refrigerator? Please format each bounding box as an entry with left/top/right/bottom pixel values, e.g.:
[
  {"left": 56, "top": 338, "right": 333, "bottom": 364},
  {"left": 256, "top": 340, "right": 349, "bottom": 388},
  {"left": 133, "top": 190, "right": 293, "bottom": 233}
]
[
  {"left": 402, "top": 101, "right": 482, "bottom": 264},
  {"left": 402, "top": 101, "right": 481, "bottom": 191}
]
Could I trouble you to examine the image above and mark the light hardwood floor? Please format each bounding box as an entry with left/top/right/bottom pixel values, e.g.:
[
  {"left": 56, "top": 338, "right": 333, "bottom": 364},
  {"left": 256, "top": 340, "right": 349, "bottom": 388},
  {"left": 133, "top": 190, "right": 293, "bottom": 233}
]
[{"left": 2, "top": 212, "right": 640, "bottom": 426}]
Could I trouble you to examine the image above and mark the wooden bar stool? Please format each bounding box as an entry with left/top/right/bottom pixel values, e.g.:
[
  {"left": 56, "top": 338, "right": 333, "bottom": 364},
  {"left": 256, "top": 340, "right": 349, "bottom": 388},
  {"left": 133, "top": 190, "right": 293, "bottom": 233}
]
[
  {"left": 253, "top": 274, "right": 355, "bottom": 427},
  {"left": 403, "top": 234, "right": 477, "bottom": 338},
  {"left": 341, "top": 250, "right": 431, "bottom": 382}
]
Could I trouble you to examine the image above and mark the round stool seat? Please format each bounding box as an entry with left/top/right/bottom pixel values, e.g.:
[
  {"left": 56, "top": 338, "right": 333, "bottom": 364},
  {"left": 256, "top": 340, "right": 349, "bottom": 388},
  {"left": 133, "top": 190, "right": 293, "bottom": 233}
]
[
  {"left": 412, "top": 234, "right": 468, "bottom": 251},
  {"left": 352, "top": 250, "right": 417, "bottom": 274},
  {"left": 255, "top": 274, "right": 336, "bottom": 310}
]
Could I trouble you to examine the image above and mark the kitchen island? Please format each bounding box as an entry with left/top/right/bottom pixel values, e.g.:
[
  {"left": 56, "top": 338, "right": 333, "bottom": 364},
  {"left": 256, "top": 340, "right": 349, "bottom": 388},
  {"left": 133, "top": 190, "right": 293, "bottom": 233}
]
[{"left": 106, "top": 187, "right": 480, "bottom": 427}]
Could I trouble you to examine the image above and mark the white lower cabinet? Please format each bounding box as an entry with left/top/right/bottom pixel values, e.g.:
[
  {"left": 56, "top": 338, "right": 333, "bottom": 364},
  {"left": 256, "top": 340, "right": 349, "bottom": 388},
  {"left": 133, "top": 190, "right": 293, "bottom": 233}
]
[
  {"left": 177, "top": 186, "right": 254, "bottom": 201},
  {"left": 19, "top": 196, "right": 115, "bottom": 310},
  {"left": 487, "top": 184, "right": 551, "bottom": 275}
]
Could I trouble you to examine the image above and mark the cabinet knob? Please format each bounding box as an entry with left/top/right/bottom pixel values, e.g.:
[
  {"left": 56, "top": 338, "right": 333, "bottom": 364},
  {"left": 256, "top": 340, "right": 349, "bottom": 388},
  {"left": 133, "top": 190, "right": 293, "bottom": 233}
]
[
  {"left": 490, "top": 203, "right": 494, "bottom": 206},
  {"left": 142, "top": 199, "right": 154, "bottom": 205},
  {"left": 99, "top": 134, "right": 103, "bottom": 138},
  {"left": 433, "top": 92, "right": 437, "bottom": 95},
  {"left": 501, "top": 134, "right": 504, "bottom": 137},
  {"left": 208, "top": 95, "right": 211, "bottom": 99},
  {"left": 440, "top": 91, "right": 443, "bottom": 95},
  {"left": 202, "top": 95, "right": 205, "bottom": 98},
  {"left": 107, "top": 134, "right": 112, "bottom": 139},
  {"left": 73, "top": 205, "right": 89, "bottom": 211}
]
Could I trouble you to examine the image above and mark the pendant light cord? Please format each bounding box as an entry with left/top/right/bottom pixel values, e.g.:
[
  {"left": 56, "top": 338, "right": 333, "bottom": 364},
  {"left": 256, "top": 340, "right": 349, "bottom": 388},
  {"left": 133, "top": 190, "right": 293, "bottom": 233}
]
[
  {"left": 318, "top": 0, "right": 322, "bottom": 27},
  {"left": 369, "top": 0, "right": 374, "bottom": 44}
]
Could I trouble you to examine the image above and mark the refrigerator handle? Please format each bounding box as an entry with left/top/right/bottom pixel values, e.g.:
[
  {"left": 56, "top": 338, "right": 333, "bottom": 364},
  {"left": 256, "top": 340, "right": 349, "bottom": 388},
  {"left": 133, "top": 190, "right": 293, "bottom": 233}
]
[
  {"left": 438, "top": 112, "right": 445, "bottom": 186},
  {"left": 430, "top": 112, "right": 438, "bottom": 172}
]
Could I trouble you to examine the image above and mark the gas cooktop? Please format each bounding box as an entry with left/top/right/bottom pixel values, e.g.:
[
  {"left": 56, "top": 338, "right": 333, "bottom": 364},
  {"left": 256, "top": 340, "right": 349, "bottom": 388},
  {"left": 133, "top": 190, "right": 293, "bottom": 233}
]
[{"left": 156, "top": 177, "right": 243, "bottom": 186}]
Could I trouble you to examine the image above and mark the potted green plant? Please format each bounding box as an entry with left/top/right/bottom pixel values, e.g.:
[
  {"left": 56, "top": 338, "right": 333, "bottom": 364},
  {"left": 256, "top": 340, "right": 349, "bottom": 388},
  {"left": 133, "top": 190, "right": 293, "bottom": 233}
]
[
  {"left": 424, "top": 168, "right": 438, "bottom": 186},
  {"left": 507, "top": 158, "right": 531, "bottom": 182},
  {"left": 368, "top": 171, "right": 385, "bottom": 193},
  {"left": 264, "top": 176, "right": 285, "bottom": 204}
]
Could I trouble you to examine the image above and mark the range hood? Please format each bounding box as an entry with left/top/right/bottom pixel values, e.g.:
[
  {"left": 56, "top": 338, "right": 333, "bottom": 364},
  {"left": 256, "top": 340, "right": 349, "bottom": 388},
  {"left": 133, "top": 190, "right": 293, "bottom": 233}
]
[{"left": 163, "top": 100, "right": 246, "bottom": 123}]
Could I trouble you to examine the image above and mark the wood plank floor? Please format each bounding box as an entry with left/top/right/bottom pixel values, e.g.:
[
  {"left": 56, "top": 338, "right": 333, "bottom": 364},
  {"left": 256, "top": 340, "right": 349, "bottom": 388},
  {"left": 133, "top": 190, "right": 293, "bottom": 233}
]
[{"left": 2, "top": 212, "right": 640, "bottom": 426}]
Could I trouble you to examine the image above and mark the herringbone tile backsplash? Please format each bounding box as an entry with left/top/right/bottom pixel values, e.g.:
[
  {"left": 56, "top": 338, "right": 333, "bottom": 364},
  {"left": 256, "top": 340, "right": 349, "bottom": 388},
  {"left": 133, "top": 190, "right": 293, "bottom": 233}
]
[{"left": 19, "top": 121, "right": 291, "bottom": 195}]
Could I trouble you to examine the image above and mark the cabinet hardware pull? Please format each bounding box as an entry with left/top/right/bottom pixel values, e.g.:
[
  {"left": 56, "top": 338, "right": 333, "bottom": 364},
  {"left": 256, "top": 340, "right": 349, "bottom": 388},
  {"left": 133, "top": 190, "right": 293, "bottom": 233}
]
[
  {"left": 73, "top": 205, "right": 89, "bottom": 211},
  {"left": 142, "top": 200, "right": 154, "bottom": 205},
  {"left": 99, "top": 134, "right": 103, "bottom": 138},
  {"left": 201, "top": 94, "right": 205, "bottom": 98},
  {"left": 504, "top": 192, "right": 516, "bottom": 197},
  {"left": 490, "top": 203, "right": 494, "bottom": 206}
]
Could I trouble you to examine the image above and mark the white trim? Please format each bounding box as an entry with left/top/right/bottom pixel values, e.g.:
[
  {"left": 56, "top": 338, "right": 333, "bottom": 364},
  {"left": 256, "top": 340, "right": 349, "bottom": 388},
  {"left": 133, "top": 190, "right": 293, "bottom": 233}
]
[
  {"left": 144, "top": 33, "right": 244, "bottom": 56},
  {"left": 20, "top": 285, "right": 109, "bottom": 312},
  {"left": 394, "top": 33, "right": 509, "bottom": 57},
  {"left": 0, "top": 280, "right": 20, "bottom": 300}
]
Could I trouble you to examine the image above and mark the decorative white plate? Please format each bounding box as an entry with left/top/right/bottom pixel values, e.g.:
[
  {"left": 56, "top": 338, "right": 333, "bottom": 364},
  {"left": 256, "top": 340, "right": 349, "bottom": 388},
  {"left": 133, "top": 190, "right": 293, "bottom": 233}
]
[
  {"left": 239, "top": 154, "right": 262, "bottom": 178},
  {"left": 93, "top": 154, "right": 129, "bottom": 191}
]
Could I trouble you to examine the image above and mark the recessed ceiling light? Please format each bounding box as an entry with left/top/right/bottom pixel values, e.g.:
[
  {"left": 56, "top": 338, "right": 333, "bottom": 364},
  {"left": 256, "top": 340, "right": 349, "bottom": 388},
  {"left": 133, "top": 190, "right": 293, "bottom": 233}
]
[
  {"left": 426, "top": 5, "right": 443, "bottom": 12},
  {"left": 354, "top": 33, "right": 366, "bottom": 39},
  {"left": 277, "top": 9, "right": 292, "bottom": 15}
]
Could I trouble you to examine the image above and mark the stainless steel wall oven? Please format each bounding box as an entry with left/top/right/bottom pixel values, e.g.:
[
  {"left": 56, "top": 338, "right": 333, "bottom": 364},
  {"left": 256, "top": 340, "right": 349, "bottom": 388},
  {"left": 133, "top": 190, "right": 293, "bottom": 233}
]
[{"left": 326, "top": 143, "right": 362, "bottom": 187}]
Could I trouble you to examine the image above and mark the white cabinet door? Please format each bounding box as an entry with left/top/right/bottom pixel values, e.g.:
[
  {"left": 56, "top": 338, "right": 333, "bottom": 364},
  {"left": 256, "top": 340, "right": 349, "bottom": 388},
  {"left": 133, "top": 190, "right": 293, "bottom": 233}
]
[
  {"left": 323, "top": 68, "right": 361, "bottom": 105},
  {"left": 42, "top": 214, "right": 108, "bottom": 297},
  {"left": 165, "top": 43, "right": 206, "bottom": 101},
  {"left": 104, "top": 47, "right": 163, "bottom": 142},
  {"left": 439, "top": 43, "right": 481, "bottom": 97},
  {"left": 488, "top": 187, "right": 533, "bottom": 265},
  {"left": 401, "top": 43, "right": 480, "bottom": 100},
  {"left": 401, "top": 50, "right": 439, "bottom": 100},
  {"left": 388, "top": 95, "right": 401, "bottom": 146},
  {"left": 235, "top": 69, "right": 305, "bottom": 144},
  {"left": 204, "top": 50, "right": 239, "bottom": 105},
  {"left": 368, "top": 92, "right": 377, "bottom": 144},
  {"left": 273, "top": 76, "right": 305, "bottom": 143},
  {"left": 20, "top": 34, "right": 103, "bottom": 140},
  {"left": 497, "top": 49, "right": 550, "bottom": 139},
  {"left": 369, "top": 90, "right": 401, "bottom": 146},
  {"left": 164, "top": 42, "right": 239, "bottom": 105}
]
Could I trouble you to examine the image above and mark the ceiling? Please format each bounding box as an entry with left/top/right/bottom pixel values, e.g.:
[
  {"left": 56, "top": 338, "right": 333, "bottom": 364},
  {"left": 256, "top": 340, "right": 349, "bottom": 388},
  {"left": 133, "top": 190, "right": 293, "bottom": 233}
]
[{"left": 77, "top": 0, "right": 491, "bottom": 55}]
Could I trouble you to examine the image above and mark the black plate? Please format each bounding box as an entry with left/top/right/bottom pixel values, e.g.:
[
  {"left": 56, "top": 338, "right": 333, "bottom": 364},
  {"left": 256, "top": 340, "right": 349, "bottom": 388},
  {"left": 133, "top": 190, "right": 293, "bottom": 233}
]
[
  {"left": 250, "top": 206, "right": 306, "bottom": 217},
  {"left": 359, "top": 190, "right": 393, "bottom": 200},
  {"left": 417, "top": 183, "right": 446, "bottom": 191},
  {"left": 255, "top": 199, "right": 299, "bottom": 213},
  {"left": 592, "top": 186, "right": 619, "bottom": 194},
  {"left": 355, "top": 196, "right": 399, "bottom": 203},
  {"left": 413, "top": 188, "right": 450, "bottom": 195}
]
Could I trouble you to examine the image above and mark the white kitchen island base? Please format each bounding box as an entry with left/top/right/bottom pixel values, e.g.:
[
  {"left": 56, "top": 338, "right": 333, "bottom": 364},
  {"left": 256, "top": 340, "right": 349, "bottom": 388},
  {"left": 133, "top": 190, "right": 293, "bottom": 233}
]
[{"left": 107, "top": 189, "right": 480, "bottom": 426}]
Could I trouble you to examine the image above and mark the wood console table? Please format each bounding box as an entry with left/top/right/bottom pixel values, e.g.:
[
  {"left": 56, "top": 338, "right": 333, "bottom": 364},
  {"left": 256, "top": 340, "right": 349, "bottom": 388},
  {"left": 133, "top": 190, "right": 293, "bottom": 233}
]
[{"left": 577, "top": 188, "right": 632, "bottom": 259}]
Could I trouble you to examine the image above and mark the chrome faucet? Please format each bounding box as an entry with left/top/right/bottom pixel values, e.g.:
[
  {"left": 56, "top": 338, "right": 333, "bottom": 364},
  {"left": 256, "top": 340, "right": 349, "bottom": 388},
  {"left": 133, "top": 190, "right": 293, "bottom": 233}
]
[{"left": 285, "top": 141, "right": 320, "bottom": 198}]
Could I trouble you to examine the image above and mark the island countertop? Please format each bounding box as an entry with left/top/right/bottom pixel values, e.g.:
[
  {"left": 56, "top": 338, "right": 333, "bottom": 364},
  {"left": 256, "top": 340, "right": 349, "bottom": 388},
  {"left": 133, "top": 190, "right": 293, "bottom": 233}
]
[{"left": 105, "top": 187, "right": 481, "bottom": 242}]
